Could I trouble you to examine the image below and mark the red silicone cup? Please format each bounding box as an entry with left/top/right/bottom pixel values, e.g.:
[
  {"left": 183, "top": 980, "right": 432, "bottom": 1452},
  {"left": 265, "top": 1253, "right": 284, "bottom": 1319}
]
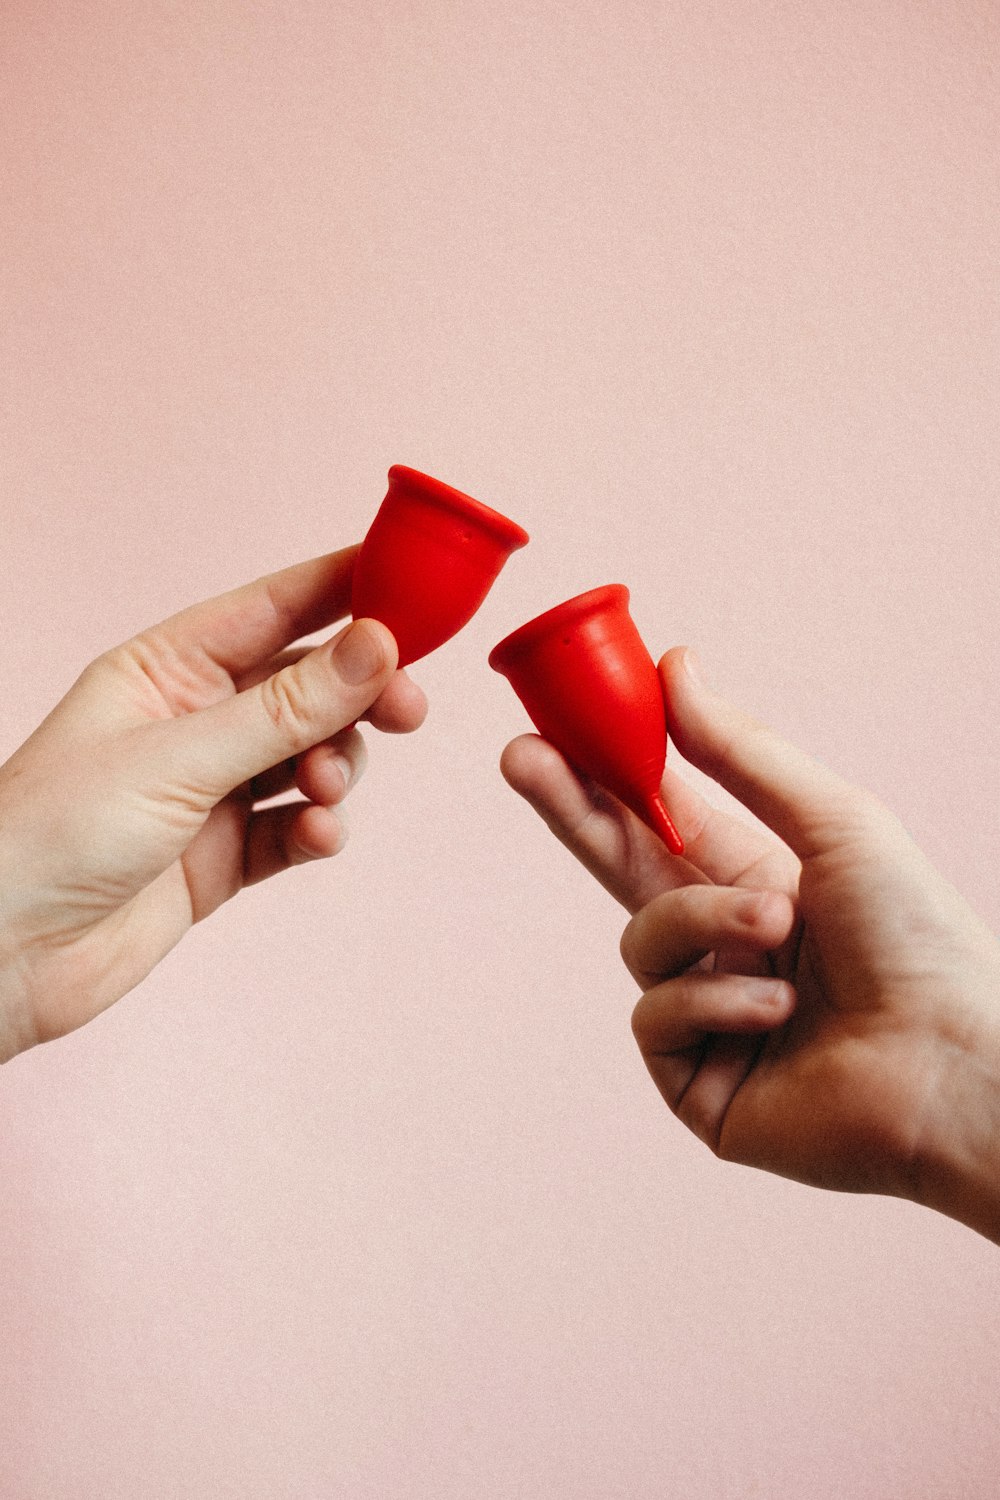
[
  {"left": 489, "top": 584, "right": 684, "bottom": 855},
  {"left": 352, "top": 466, "right": 530, "bottom": 668}
]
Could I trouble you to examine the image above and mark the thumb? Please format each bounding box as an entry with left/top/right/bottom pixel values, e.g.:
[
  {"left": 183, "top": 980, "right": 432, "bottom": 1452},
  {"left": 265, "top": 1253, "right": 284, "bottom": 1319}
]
[
  {"left": 662, "top": 646, "right": 871, "bottom": 859},
  {"left": 166, "top": 619, "right": 399, "bottom": 801}
]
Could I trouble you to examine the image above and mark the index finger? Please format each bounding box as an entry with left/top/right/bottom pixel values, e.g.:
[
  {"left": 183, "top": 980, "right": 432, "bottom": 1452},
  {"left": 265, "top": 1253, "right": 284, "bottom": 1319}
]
[
  {"left": 145, "top": 545, "right": 360, "bottom": 679},
  {"left": 499, "top": 734, "right": 794, "bottom": 915},
  {"left": 499, "top": 734, "right": 712, "bottom": 914}
]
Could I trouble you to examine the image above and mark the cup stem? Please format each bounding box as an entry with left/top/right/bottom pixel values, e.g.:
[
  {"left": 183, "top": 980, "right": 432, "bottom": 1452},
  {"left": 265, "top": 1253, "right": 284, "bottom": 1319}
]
[{"left": 641, "top": 793, "right": 685, "bottom": 856}]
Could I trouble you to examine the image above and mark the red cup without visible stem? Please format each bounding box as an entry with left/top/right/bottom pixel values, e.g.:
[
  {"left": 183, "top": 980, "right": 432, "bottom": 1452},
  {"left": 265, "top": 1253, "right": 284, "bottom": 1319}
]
[
  {"left": 352, "top": 466, "right": 530, "bottom": 668},
  {"left": 489, "top": 584, "right": 685, "bottom": 856}
]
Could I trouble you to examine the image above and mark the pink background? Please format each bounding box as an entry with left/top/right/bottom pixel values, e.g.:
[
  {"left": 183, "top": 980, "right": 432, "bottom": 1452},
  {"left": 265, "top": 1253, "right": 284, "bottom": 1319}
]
[{"left": 2, "top": 2, "right": 999, "bottom": 1495}]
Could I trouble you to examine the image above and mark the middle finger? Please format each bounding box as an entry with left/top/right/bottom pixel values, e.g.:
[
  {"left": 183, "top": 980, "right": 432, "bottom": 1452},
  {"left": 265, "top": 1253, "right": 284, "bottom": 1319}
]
[{"left": 621, "top": 885, "right": 797, "bottom": 989}]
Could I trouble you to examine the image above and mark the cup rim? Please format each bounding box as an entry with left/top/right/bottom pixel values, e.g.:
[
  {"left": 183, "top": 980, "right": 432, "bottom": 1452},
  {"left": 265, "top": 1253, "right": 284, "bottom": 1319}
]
[
  {"left": 388, "top": 465, "right": 530, "bottom": 551},
  {"left": 488, "top": 583, "right": 629, "bottom": 672}
]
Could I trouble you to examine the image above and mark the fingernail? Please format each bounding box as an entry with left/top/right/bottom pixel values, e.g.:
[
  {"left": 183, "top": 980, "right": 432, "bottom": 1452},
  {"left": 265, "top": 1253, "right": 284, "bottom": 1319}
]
[{"left": 333, "top": 621, "right": 386, "bottom": 685}]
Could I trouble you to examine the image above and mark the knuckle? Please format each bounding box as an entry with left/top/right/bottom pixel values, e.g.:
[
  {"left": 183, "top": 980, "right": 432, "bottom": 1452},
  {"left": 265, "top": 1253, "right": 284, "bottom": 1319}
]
[
  {"left": 74, "top": 650, "right": 118, "bottom": 697},
  {"left": 114, "top": 631, "right": 224, "bottom": 710},
  {"left": 629, "top": 996, "right": 653, "bottom": 1056},
  {"left": 619, "top": 916, "right": 640, "bottom": 971},
  {"left": 669, "top": 883, "right": 704, "bottom": 924},
  {"left": 677, "top": 1090, "right": 724, "bottom": 1157},
  {"left": 260, "top": 667, "right": 316, "bottom": 750},
  {"left": 700, "top": 707, "right": 760, "bottom": 782},
  {"left": 848, "top": 785, "right": 895, "bottom": 835},
  {"left": 630, "top": 994, "right": 655, "bottom": 1049},
  {"left": 804, "top": 789, "right": 880, "bottom": 856},
  {"left": 620, "top": 908, "right": 663, "bottom": 987},
  {"left": 622, "top": 885, "right": 701, "bottom": 986}
]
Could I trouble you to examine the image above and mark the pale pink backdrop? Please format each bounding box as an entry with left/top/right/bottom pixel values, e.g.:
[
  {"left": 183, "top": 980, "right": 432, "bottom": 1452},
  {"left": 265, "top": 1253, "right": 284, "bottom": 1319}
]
[{"left": 2, "top": 2, "right": 999, "bottom": 1496}]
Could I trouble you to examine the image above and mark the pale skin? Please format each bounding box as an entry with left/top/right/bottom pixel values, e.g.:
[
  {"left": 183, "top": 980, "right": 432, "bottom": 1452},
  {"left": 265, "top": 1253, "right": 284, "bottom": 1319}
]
[
  {"left": 501, "top": 648, "right": 1000, "bottom": 1246},
  {"left": 0, "top": 545, "right": 426, "bottom": 1060}
]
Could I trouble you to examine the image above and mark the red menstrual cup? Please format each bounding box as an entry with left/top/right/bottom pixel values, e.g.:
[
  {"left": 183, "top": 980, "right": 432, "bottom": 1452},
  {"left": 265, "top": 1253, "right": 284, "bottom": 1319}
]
[
  {"left": 489, "top": 585, "right": 685, "bottom": 855},
  {"left": 352, "top": 466, "right": 530, "bottom": 667}
]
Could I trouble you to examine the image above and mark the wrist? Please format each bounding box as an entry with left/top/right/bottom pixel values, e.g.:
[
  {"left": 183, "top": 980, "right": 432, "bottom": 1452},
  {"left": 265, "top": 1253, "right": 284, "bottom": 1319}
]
[
  {"left": 0, "top": 922, "right": 36, "bottom": 1066},
  {"left": 914, "top": 1003, "right": 1000, "bottom": 1245}
]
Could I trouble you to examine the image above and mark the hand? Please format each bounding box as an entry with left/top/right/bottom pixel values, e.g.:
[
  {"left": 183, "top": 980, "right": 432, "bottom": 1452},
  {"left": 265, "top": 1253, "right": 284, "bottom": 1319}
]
[
  {"left": 501, "top": 647, "right": 1000, "bottom": 1243},
  {"left": 0, "top": 546, "right": 426, "bottom": 1062}
]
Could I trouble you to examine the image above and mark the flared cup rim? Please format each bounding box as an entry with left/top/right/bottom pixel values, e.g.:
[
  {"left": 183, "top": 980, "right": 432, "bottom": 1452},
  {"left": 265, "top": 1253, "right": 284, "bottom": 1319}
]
[
  {"left": 488, "top": 583, "right": 630, "bottom": 673},
  {"left": 387, "top": 465, "right": 530, "bottom": 552}
]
